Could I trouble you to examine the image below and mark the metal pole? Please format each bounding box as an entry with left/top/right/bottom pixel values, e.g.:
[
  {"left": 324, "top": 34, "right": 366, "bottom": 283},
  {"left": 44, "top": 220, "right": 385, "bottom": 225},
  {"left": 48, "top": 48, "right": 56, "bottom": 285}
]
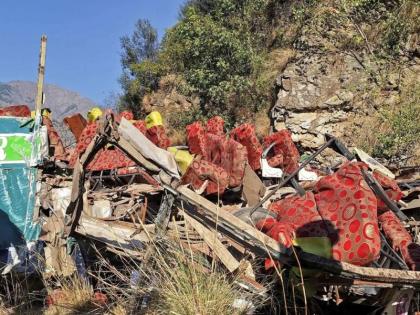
[
  {"left": 250, "top": 137, "right": 336, "bottom": 216},
  {"left": 35, "top": 35, "right": 47, "bottom": 115}
]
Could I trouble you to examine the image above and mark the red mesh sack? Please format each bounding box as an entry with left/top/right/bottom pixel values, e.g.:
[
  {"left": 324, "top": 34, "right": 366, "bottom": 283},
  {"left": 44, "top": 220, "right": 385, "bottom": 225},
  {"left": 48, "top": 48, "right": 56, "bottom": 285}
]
[
  {"left": 181, "top": 158, "right": 229, "bottom": 195},
  {"left": 203, "top": 133, "right": 224, "bottom": 165},
  {"left": 373, "top": 171, "right": 419, "bottom": 270},
  {"left": 186, "top": 121, "right": 207, "bottom": 156},
  {"left": 372, "top": 170, "right": 403, "bottom": 213},
  {"left": 220, "top": 138, "right": 248, "bottom": 188},
  {"left": 87, "top": 148, "right": 132, "bottom": 170},
  {"left": 146, "top": 125, "right": 171, "bottom": 149},
  {"left": 133, "top": 120, "right": 147, "bottom": 134},
  {"left": 69, "top": 123, "right": 98, "bottom": 166},
  {"left": 269, "top": 192, "right": 328, "bottom": 239},
  {"left": 378, "top": 210, "right": 420, "bottom": 270},
  {"left": 118, "top": 111, "right": 134, "bottom": 121}
]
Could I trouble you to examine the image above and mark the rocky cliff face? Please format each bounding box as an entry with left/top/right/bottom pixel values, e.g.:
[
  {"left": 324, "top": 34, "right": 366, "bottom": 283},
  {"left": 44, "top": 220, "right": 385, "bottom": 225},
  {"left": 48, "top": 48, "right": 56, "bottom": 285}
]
[
  {"left": 270, "top": 2, "right": 419, "bottom": 161},
  {"left": 273, "top": 52, "right": 363, "bottom": 148}
]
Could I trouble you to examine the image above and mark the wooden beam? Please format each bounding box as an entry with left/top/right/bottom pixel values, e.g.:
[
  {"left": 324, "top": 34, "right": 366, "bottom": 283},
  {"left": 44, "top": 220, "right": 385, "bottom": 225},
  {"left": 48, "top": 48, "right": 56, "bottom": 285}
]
[
  {"left": 176, "top": 186, "right": 284, "bottom": 256},
  {"left": 182, "top": 211, "right": 240, "bottom": 273},
  {"left": 76, "top": 215, "right": 152, "bottom": 251},
  {"left": 297, "top": 250, "right": 420, "bottom": 286},
  {"left": 35, "top": 35, "right": 47, "bottom": 114},
  {"left": 115, "top": 137, "right": 161, "bottom": 173},
  {"left": 176, "top": 186, "right": 420, "bottom": 286}
]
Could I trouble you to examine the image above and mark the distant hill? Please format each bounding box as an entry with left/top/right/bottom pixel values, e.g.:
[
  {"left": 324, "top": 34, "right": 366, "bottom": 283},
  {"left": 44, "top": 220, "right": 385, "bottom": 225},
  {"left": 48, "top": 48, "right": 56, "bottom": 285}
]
[
  {"left": 0, "top": 80, "right": 97, "bottom": 121},
  {"left": 0, "top": 80, "right": 99, "bottom": 146}
]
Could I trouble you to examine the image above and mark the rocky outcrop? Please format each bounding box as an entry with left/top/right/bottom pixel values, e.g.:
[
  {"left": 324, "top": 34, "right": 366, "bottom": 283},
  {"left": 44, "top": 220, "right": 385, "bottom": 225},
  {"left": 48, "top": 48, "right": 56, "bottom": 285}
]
[
  {"left": 142, "top": 75, "right": 200, "bottom": 118},
  {"left": 272, "top": 50, "right": 365, "bottom": 148},
  {"left": 271, "top": 9, "right": 419, "bottom": 152}
]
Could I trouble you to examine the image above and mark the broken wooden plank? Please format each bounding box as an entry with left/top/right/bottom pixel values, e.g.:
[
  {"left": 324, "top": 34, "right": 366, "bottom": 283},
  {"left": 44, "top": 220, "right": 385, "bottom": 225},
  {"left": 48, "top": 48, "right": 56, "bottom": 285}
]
[
  {"left": 176, "top": 185, "right": 284, "bottom": 256},
  {"left": 176, "top": 187, "right": 420, "bottom": 286},
  {"left": 115, "top": 136, "right": 161, "bottom": 173},
  {"left": 76, "top": 215, "right": 152, "bottom": 252},
  {"left": 297, "top": 251, "right": 420, "bottom": 286},
  {"left": 118, "top": 118, "right": 179, "bottom": 178},
  {"left": 182, "top": 211, "right": 240, "bottom": 273}
]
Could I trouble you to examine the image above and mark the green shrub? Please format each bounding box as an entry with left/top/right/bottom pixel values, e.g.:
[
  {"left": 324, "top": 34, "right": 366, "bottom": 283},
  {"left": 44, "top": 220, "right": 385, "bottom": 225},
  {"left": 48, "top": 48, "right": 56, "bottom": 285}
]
[{"left": 372, "top": 83, "right": 420, "bottom": 165}]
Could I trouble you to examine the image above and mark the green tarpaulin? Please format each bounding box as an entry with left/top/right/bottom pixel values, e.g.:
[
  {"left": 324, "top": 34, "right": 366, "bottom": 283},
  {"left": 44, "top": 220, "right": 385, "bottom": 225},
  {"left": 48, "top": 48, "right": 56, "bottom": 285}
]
[{"left": 0, "top": 117, "right": 41, "bottom": 249}]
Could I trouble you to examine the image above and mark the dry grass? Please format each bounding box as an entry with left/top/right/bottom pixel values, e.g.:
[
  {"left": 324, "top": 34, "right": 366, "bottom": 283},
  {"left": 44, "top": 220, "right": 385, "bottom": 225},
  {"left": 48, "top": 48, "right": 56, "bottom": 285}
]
[
  {"left": 254, "top": 109, "right": 271, "bottom": 140},
  {"left": 167, "top": 128, "right": 186, "bottom": 146},
  {"left": 0, "top": 272, "right": 44, "bottom": 315},
  {"left": 98, "top": 235, "right": 255, "bottom": 315},
  {"left": 44, "top": 276, "right": 105, "bottom": 315},
  {"left": 147, "top": 250, "right": 250, "bottom": 315}
]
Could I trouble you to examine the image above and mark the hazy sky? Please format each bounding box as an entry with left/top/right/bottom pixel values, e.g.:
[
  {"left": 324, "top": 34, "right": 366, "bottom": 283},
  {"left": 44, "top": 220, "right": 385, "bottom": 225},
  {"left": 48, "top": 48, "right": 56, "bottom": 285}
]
[{"left": 0, "top": 0, "right": 184, "bottom": 104}]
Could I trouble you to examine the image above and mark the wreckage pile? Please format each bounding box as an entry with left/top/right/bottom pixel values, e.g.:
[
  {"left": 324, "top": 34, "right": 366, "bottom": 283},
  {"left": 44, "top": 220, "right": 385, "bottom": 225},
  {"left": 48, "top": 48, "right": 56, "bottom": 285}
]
[{"left": 0, "top": 104, "right": 420, "bottom": 314}]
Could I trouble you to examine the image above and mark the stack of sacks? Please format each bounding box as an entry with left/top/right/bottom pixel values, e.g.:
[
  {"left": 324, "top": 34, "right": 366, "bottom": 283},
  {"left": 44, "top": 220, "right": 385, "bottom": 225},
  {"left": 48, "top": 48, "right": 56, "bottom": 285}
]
[
  {"left": 68, "top": 109, "right": 155, "bottom": 182},
  {"left": 145, "top": 111, "right": 171, "bottom": 149},
  {"left": 0, "top": 105, "right": 31, "bottom": 117},
  {"left": 230, "top": 124, "right": 263, "bottom": 171}
]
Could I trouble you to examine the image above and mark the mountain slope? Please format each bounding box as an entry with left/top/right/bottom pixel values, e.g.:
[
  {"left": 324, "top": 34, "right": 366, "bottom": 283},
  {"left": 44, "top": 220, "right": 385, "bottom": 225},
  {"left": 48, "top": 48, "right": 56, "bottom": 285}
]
[{"left": 0, "top": 80, "right": 97, "bottom": 121}]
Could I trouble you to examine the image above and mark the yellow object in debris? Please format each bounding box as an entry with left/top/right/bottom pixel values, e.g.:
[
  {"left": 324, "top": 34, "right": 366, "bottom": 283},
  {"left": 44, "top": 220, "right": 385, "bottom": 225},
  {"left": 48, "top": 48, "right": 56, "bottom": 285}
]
[
  {"left": 168, "top": 147, "right": 193, "bottom": 175},
  {"left": 31, "top": 108, "right": 51, "bottom": 119},
  {"left": 292, "top": 237, "right": 331, "bottom": 277},
  {"left": 145, "top": 111, "right": 163, "bottom": 129},
  {"left": 87, "top": 107, "right": 103, "bottom": 123},
  {"left": 293, "top": 237, "right": 331, "bottom": 259},
  {"left": 291, "top": 237, "right": 332, "bottom": 297}
]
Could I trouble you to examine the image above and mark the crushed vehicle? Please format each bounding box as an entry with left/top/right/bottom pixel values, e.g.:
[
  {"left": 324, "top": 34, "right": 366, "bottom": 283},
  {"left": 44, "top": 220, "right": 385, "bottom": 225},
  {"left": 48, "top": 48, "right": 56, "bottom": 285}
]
[{"left": 0, "top": 102, "right": 419, "bottom": 314}]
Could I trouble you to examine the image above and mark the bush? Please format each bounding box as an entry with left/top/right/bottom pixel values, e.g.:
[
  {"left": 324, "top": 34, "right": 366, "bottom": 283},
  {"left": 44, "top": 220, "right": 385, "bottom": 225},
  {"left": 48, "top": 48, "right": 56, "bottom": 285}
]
[
  {"left": 120, "top": 0, "right": 282, "bottom": 121},
  {"left": 372, "top": 82, "right": 420, "bottom": 165},
  {"left": 162, "top": 6, "right": 254, "bottom": 113}
]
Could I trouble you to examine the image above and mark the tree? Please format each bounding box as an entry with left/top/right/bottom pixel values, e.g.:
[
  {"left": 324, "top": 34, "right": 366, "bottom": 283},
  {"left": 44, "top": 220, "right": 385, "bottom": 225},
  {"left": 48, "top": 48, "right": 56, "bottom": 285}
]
[
  {"left": 120, "top": 19, "right": 159, "bottom": 68},
  {"left": 162, "top": 6, "right": 254, "bottom": 118},
  {"left": 119, "top": 19, "right": 160, "bottom": 117}
]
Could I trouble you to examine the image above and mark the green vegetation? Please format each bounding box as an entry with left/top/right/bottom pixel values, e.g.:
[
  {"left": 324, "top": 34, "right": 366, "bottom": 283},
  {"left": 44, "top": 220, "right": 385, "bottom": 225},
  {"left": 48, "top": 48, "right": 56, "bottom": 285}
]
[
  {"left": 372, "top": 82, "right": 420, "bottom": 165},
  {"left": 118, "top": 0, "right": 419, "bottom": 165},
  {"left": 119, "top": 0, "right": 284, "bottom": 124}
]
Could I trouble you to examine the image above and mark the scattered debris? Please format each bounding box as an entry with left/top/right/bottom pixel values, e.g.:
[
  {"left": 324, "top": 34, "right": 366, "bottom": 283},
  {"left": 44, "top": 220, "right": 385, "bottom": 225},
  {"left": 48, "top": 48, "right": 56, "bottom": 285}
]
[{"left": 0, "top": 102, "right": 419, "bottom": 314}]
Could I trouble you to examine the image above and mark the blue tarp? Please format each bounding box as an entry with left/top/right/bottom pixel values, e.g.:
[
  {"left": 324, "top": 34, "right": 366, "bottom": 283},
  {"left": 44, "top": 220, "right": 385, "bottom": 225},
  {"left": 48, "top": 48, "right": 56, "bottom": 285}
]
[{"left": 0, "top": 117, "right": 41, "bottom": 249}]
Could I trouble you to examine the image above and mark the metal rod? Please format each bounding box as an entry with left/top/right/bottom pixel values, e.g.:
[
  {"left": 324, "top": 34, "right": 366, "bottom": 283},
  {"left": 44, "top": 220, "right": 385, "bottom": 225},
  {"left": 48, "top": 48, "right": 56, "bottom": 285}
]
[{"left": 250, "top": 137, "right": 335, "bottom": 216}]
